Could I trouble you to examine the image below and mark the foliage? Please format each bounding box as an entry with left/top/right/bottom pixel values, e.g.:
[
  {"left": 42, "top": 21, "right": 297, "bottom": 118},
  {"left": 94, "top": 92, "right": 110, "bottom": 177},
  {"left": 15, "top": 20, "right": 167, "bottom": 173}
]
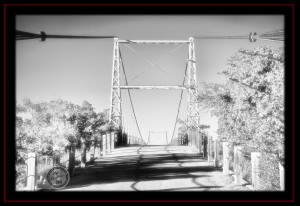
[
  {"left": 16, "top": 98, "right": 110, "bottom": 189},
  {"left": 198, "top": 46, "right": 284, "bottom": 162},
  {"left": 175, "top": 119, "right": 210, "bottom": 145},
  {"left": 197, "top": 46, "right": 284, "bottom": 190},
  {"left": 258, "top": 154, "right": 280, "bottom": 190}
]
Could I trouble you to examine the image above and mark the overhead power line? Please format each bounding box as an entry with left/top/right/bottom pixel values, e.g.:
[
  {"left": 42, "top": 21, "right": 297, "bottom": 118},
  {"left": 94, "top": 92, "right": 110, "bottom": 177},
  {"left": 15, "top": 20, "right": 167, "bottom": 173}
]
[
  {"left": 16, "top": 29, "right": 284, "bottom": 43},
  {"left": 194, "top": 29, "right": 284, "bottom": 43},
  {"left": 16, "top": 30, "right": 116, "bottom": 41}
]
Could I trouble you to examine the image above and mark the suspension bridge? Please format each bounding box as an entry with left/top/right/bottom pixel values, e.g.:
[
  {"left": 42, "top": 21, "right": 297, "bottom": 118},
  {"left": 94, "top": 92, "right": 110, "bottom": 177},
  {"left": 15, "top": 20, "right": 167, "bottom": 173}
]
[{"left": 16, "top": 29, "right": 283, "bottom": 191}]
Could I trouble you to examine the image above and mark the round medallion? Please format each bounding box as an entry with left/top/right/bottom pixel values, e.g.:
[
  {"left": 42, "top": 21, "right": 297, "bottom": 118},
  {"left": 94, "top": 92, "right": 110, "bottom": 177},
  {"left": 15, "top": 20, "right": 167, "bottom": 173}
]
[{"left": 47, "top": 166, "right": 70, "bottom": 189}]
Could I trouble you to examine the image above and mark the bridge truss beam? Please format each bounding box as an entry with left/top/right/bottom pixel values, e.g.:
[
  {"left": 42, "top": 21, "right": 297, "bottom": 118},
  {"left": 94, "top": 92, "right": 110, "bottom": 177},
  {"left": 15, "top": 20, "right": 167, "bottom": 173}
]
[{"left": 113, "top": 85, "right": 195, "bottom": 90}]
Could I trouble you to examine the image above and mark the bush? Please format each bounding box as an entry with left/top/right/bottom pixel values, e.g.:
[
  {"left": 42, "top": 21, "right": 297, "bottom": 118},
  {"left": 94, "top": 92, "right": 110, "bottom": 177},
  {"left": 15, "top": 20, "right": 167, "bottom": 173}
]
[{"left": 258, "top": 154, "right": 280, "bottom": 190}]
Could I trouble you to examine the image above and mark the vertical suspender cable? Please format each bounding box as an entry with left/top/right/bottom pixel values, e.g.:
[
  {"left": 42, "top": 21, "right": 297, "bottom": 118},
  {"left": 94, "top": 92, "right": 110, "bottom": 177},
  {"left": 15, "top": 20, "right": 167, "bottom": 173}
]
[
  {"left": 170, "top": 56, "right": 189, "bottom": 142},
  {"left": 119, "top": 48, "right": 144, "bottom": 143}
]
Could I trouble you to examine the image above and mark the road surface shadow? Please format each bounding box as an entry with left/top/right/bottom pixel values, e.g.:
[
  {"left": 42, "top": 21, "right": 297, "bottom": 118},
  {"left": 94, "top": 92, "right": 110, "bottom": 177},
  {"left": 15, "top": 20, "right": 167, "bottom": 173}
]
[{"left": 60, "top": 145, "right": 222, "bottom": 191}]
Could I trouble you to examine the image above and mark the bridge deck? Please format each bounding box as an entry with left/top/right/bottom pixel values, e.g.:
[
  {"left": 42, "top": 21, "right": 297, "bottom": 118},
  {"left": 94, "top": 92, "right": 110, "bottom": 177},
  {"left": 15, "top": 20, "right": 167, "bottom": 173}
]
[{"left": 61, "top": 145, "right": 249, "bottom": 191}]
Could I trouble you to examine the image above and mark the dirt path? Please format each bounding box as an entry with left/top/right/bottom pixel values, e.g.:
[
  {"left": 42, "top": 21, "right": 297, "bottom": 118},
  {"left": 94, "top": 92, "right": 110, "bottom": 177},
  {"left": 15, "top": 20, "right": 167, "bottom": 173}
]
[{"left": 61, "top": 145, "right": 250, "bottom": 191}]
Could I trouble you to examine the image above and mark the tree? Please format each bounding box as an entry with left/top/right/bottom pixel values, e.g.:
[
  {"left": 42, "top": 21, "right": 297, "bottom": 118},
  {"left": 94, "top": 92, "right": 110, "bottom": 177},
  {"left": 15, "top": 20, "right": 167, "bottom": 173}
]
[
  {"left": 16, "top": 98, "right": 77, "bottom": 188},
  {"left": 197, "top": 46, "right": 284, "bottom": 165},
  {"left": 16, "top": 97, "right": 114, "bottom": 189},
  {"left": 176, "top": 119, "right": 210, "bottom": 145}
]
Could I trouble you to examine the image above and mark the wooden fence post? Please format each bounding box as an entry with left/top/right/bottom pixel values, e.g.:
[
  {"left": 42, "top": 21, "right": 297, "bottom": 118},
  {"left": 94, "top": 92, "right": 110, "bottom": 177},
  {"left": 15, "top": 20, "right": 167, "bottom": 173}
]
[
  {"left": 68, "top": 146, "right": 75, "bottom": 177},
  {"left": 27, "top": 152, "right": 37, "bottom": 191},
  {"left": 278, "top": 161, "right": 284, "bottom": 191},
  {"left": 234, "top": 146, "right": 243, "bottom": 185},
  {"left": 223, "top": 142, "right": 229, "bottom": 175},
  {"left": 208, "top": 137, "right": 212, "bottom": 162},
  {"left": 214, "top": 138, "right": 219, "bottom": 167},
  {"left": 251, "top": 152, "right": 261, "bottom": 190}
]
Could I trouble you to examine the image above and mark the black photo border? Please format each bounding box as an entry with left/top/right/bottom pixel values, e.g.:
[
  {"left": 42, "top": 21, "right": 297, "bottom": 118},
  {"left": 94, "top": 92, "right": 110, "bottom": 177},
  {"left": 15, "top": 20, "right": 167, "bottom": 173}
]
[{"left": 3, "top": 3, "right": 296, "bottom": 203}]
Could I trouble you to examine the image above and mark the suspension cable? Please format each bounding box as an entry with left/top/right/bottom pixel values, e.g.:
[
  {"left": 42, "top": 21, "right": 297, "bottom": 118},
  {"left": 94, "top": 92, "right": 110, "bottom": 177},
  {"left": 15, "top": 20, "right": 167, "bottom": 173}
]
[
  {"left": 119, "top": 49, "right": 144, "bottom": 143},
  {"left": 170, "top": 56, "right": 189, "bottom": 142}
]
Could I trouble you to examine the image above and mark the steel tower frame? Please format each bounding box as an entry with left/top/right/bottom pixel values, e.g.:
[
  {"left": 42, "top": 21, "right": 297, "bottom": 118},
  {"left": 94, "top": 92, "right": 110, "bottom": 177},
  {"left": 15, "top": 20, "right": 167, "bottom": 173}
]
[{"left": 109, "top": 37, "right": 200, "bottom": 142}]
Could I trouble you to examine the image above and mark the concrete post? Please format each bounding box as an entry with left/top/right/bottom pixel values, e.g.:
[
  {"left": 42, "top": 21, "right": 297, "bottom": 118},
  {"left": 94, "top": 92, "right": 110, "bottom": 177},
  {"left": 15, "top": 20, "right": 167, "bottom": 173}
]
[
  {"left": 98, "top": 145, "right": 102, "bottom": 158},
  {"left": 106, "top": 132, "right": 111, "bottom": 152},
  {"left": 97, "top": 138, "right": 102, "bottom": 158},
  {"left": 102, "top": 134, "right": 107, "bottom": 156},
  {"left": 68, "top": 146, "right": 75, "bottom": 177},
  {"left": 111, "top": 132, "right": 115, "bottom": 150},
  {"left": 223, "top": 142, "right": 229, "bottom": 175},
  {"left": 251, "top": 152, "right": 261, "bottom": 190},
  {"left": 208, "top": 137, "right": 212, "bottom": 162},
  {"left": 203, "top": 135, "right": 207, "bottom": 157},
  {"left": 234, "top": 146, "right": 244, "bottom": 185},
  {"left": 199, "top": 133, "right": 202, "bottom": 155},
  {"left": 278, "top": 161, "right": 284, "bottom": 191},
  {"left": 214, "top": 138, "right": 218, "bottom": 167},
  {"left": 27, "top": 152, "right": 37, "bottom": 191}
]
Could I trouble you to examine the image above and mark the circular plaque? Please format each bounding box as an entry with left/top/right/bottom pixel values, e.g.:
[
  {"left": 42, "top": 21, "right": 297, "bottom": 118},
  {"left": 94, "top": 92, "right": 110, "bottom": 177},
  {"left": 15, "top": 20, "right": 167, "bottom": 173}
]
[{"left": 47, "top": 166, "right": 70, "bottom": 189}]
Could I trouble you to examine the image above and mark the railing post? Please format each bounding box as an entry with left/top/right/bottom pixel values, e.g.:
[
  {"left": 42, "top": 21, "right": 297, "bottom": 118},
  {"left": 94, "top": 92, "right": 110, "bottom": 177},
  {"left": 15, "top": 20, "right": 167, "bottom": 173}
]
[
  {"left": 214, "top": 138, "right": 219, "bottom": 167},
  {"left": 98, "top": 144, "right": 102, "bottom": 158},
  {"left": 96, "top": 137, "right": 101, "bottom": 158},
  {"left": 251, "top": 152, "right": 261, "bottom": 190},
  {"left": 111, "top": 132, "right": 115, "bottom": 150},
  {"left": 278, "top": 161, "right": 284, "bottom": 191},
  {"left": 27, "top": 152, "right": 37, "bottom": 191},
  {"left": 208, "top": 136, "right": 212, "bottom": 162},
  {"left": 223, "top": 142, "right": 229, "bottom": 175},
  {"left": 203, "top": 135, "right": 207, "bottom": 157},
  {"left": 199, "top": 133, "right": 202, "bottom": 155},
  {"left": 68, "top": 146, "right": 75, "bottom": 177},
  {"left": 234, "top": 146, "right": 243, "bottom": 185},
  {"left": 106, "top": 132, "right": 111, "bottom": 153},
  {"left": 102, "top": 134, "right": 107, "bottom": 156}
]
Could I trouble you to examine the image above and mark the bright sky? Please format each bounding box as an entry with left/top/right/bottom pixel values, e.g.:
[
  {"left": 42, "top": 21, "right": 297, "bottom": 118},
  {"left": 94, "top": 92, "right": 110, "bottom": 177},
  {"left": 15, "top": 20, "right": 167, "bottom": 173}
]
[{"left": 16, "top": 15, "right": 283, "bottom": 144}]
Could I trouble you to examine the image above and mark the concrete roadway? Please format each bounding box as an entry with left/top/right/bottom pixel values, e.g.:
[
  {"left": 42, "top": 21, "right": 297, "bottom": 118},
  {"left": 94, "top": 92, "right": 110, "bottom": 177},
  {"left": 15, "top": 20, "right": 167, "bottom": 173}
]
[{"left": 61, "top": 145, "right": 249, "bottom": 191}]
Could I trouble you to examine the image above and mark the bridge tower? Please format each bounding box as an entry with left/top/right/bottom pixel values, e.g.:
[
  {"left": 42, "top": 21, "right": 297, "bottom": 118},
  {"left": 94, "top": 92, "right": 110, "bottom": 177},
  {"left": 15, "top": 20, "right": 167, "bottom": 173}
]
[
  {"left": 109, "top": 37, "right": 122, "bottom": 130},
  {"left": 109, "top": 37, "right": 200, "bottom": 145},
  {"left": 187, "top": 37, "right": 200, "bottom": 146}
]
